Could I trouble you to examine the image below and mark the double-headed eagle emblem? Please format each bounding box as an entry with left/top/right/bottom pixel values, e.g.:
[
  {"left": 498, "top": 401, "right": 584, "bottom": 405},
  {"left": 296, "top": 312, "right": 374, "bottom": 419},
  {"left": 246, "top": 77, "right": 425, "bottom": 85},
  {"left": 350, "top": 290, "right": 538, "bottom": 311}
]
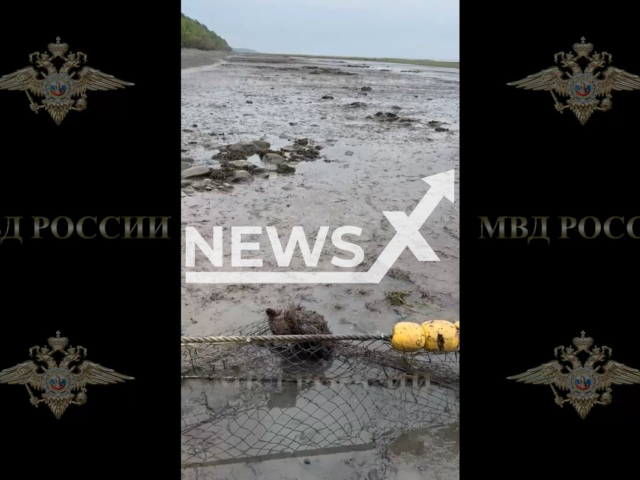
[
  {"left": 508, "top": 332, "right": 640, "bottom": 419},
  {"left": 508, "top": 38, "right": 640, "bottom": 125},
  {"left": 0, "top": 332, "right": 133, "bottom": 419},
  {"left": 0, "top": 37, "right": 134, "bottom": 125}
]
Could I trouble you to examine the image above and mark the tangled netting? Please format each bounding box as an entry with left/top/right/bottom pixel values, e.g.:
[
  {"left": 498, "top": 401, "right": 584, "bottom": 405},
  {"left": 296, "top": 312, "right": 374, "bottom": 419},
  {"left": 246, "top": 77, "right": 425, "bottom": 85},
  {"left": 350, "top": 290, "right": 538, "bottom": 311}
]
[{"left": 181, "top": 320, "right": 459, "bottom": 468}]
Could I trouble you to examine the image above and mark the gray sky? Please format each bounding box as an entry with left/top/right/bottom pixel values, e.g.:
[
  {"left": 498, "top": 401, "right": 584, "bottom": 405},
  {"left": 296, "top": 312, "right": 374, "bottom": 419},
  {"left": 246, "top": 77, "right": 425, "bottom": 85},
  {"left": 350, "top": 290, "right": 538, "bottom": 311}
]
[{"left": 182, "top": 0, "right": 459, "bottom": 61}]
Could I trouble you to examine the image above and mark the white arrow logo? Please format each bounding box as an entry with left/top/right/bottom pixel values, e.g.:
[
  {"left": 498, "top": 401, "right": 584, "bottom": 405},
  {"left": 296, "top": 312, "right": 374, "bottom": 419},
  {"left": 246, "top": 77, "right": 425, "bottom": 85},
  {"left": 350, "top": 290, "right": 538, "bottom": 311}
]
[{"left": 186, "top": 169, "right": 455, "bottom": 284}]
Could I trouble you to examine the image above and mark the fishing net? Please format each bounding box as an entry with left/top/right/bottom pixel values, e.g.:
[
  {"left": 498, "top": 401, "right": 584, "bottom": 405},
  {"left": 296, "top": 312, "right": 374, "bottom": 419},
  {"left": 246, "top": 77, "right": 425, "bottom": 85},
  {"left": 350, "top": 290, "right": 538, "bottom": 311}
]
[{"left": 181, "top": 318, "right": 459, "bottom": 469}]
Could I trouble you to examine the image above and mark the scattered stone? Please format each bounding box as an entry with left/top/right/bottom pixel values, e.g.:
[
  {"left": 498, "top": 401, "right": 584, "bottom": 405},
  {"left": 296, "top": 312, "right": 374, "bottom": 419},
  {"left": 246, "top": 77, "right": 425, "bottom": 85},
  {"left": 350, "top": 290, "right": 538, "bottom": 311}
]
[
  {"left": 321, "top": 95, "right": 334, "bottom": 100},
  {"left": 435, "top": 127, "right": 449, "bottom": 132},
  {"left": 295, "top": 138, "right": 309, "bottom": 146},
  {"left": 181, "top": 156, "right": 195, "bottom": 163},
  {"left": 227, "top": 160, "right": 250, "bottom": 169},
  {"left": 345, "top": 151, "right": 354, "bottom": 156},
  {"left": 192, "top": 178, "right": 214, "bottom": 190},
  {"left": 304, "top": 459, "right": 311, "bottom": 465},
  {"left": 182, "top": 187, "right": 195, "bottom": 195},
  {"left": 246, "top": 100, "right": 253, "bottom": 104},
  {"left": 214, "top": 149, "right": 247, "bottom": 162},
  {"left": 391, "top": 106, "right": 402, "bottom": 110},
  {"left": 289, "top": 122, "right": 297, "bottom": 126},
  {"left": 229, "top": 170, "right": 254, "bottom": 183},
  {"left": 252, "top": 140, "right": 271, "bottom": 152},
  {"left": 348, "top": 102, "right": 367, "bottom": 108},
  {"left": 361, "top": 86, "right": 373, "bottom": 91},
  {"left": 227, "top": 141, "right": 261, "bottom": 155},
  {"left": 264, "top": 153, "right": 286, "bottom": 164},
  {"left": 181, "top": 166, "right": 212, "bottom": 179}
]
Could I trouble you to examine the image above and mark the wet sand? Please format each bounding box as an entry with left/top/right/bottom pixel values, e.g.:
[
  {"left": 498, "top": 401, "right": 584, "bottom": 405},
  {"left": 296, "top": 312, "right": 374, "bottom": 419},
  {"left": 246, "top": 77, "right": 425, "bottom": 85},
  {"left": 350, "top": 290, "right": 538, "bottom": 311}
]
[
  {"left": 181, "top": 48, "right": 232, "bottom": 69},
  {"left": 181, "top": 51, "right": 460, "bottom": 479}
]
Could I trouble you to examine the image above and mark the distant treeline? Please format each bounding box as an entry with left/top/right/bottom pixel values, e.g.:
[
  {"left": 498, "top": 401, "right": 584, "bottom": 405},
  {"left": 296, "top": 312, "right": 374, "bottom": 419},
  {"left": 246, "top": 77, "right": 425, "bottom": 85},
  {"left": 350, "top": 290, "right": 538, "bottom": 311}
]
[{"left": 181, "top": 13, "right": 231, "bottom": 51}]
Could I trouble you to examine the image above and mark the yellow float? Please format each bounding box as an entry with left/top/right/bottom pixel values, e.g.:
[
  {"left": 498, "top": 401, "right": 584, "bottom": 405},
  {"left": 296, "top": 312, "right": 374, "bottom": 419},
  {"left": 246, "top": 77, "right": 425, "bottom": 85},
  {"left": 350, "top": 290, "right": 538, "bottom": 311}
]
[
  {"left": 422, "top": 320, "right": 459, "bottom": 352},
  {"left": 390, "top": 322, "right": 425, "bottom": 352}
]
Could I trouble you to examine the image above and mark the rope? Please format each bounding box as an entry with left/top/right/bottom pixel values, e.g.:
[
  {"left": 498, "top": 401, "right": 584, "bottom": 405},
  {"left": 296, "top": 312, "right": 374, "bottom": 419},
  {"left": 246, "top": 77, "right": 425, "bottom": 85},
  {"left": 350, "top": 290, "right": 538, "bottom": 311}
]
[{"left": 181, "top": 332, "right": 391, "bottom": 344}]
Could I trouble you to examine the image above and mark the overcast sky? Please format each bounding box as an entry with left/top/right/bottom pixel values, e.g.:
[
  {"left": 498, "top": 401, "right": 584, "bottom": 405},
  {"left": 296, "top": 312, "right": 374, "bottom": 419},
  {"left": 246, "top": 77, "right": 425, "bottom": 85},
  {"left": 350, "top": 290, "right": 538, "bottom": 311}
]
[{"left": 182, "top": 0, "right": 459, "bottom": 61}]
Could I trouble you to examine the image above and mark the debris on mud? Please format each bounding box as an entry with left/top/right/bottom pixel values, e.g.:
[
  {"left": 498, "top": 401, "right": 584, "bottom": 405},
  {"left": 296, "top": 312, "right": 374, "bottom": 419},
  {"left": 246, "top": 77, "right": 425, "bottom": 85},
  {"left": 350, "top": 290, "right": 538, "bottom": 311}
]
[
  {"left": 276, "top": 164, "right": 296, "bottom": 174},
  {"left": 347, "top": 101, "right": 367, "bottom": 108},
  {"left": 389, "top": 267, "right": 412, "bottom": 283},
  {"left": 366, "top": 111, "right": 417, "bottom": 125},
  {"left": 385, "top": 290, "right": 412, "bottom": 306},
  {"left": 428, "top": 120, "right": 450, "bottom": 132}
]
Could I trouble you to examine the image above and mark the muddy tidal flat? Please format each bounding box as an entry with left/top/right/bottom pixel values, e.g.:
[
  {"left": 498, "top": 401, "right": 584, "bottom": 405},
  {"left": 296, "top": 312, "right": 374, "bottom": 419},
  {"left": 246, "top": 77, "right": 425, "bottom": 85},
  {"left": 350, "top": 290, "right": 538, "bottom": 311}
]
[{"left": 181, "top": 51, "right": 460, "bottom": 479}]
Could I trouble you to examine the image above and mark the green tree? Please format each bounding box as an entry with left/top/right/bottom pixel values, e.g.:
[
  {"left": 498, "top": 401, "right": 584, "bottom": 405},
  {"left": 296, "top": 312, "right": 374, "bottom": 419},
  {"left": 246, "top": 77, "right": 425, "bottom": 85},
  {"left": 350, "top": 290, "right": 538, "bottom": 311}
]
[{"left": 181, "top": 13, "right": 231, "bottom": 51}]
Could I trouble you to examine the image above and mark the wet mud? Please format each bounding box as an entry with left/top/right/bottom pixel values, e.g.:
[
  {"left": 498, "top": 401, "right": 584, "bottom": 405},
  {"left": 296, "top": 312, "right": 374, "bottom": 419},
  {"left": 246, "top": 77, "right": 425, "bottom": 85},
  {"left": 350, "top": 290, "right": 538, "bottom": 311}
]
[{"left": 181, "top": 52, "right": 459, "bottom": 479}]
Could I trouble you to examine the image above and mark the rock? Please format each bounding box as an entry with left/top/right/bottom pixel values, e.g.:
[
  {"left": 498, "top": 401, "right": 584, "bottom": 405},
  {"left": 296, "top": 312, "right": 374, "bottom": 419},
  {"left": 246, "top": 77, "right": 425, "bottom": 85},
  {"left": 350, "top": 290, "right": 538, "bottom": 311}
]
[
  {"left": 246, "top": 100, "right": 253, "bottom": 104},
  {"left": 289, "top": 122, "right": 297, "bottom": 126},
  {"left": 182, "top": 187, "right": 195, "bottom": 195},
  {"left": 264, "top": 153, "right": 286, "bottom": 164},
  {"left": 227, "top": 141, "right": 261, "bottom": 155},
  {"left": 321, "top": 95, "right": 334, "bottom": 100},
  {"left": 348, "top": 102, "right": 367, "bottom": 108},
  {"left": 435, "top": 127, "right": 449, "bottom": 132},
  {"left": 391, "top": 106, "right": 402, "bottom": 110},
  {"left": 181, "top": 162, "right": 192, "bottom": 171},
  {"left": 181, "top": 166, "right": 212, "bottom": 179},
  {"left": 345, "top": 151, "right": 354, "bottom": 156},
  {"left": 279, "top": 134, "right": 289, "bottom": 139},
  {"left": 276, "top": 164, "right": 296, "bottom": 174},
  {"left": 304, "top": 459, "right": 310, "bottom": 465},
  {"left": 295, "top": 138, "right": 309, "bottom": 146},
  {"left": 361, "top": 86, "right": 373, "bottom": 91},
  {"left": 251, "top": 140, "right": 271, "bottom": 152},
  {"left": 180, "top": 180, "right": 192, "bottom": 187},
  {"left": 228, "top": 160, "right": 250, "bottom": 169},
  {"left": 229, "top": 170, "right": 254, "bottom": 183},
  {"left": 181, "top": 157, "right": 195, "bottom": 163}
]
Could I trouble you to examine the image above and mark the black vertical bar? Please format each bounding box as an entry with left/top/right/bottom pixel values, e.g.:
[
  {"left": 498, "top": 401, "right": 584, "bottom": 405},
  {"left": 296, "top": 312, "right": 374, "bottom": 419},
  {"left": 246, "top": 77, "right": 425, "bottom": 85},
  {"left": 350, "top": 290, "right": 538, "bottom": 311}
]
[{"left": 0, "top": 3, "right": 181, "bottom": 479}]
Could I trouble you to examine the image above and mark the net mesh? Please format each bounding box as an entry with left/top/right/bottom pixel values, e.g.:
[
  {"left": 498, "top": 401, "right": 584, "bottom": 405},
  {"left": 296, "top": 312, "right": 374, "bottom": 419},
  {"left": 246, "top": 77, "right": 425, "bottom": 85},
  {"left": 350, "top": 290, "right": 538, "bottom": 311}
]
[{"left": 181, "top": 320, "right": 459, "bottom": 468}]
